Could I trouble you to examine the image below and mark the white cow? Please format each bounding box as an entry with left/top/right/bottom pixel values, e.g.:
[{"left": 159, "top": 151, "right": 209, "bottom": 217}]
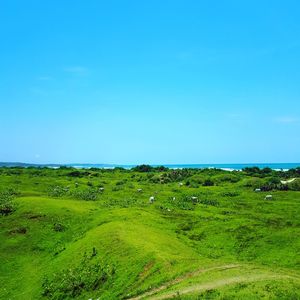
[
  {"left": 149, "top": 196, "right": 155, "bottom": 204},
  {"left": 265, "top": 195, "right": 273, "bottom": 200},
  {"left": 191, "top": 196, "right": 198, "bottom": 203}
]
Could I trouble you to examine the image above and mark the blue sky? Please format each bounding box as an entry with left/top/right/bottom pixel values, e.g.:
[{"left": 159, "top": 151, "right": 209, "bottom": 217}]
[{"left": 0, "top": 0, "right": 299, "bottom": 164}]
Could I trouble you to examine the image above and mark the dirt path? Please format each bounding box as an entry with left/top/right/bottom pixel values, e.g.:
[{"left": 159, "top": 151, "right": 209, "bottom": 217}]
[
  {"left": 280, "top": 178, "right": 296, "bottom": 184},
  {"left": 150, "top": 274, "right": 288, "bottom": 300},
  {"left": 128, "top": 264, "right": 240, "bottom": 300}
]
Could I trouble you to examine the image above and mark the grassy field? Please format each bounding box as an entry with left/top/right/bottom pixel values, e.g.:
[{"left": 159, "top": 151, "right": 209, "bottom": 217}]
[{"left": 1, "top": 166, "right": 300, "bottom": 299}]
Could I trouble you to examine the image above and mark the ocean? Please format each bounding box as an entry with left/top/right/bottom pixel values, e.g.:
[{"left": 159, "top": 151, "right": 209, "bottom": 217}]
[
  {"left": 1, "top": 162, "right": 299, "bottom": 171},
  {"left": 69, "top": 163, "right": 300, "bottom": 171}
]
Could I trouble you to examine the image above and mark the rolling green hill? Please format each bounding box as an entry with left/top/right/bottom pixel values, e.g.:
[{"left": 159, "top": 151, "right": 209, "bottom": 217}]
[{"left": 1, "top": 166, "right": 300, "bottom": 299}]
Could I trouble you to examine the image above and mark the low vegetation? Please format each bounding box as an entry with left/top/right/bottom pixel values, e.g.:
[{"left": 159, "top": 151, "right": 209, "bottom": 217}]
[{"left": 0, "top": 165, "right": 300, "bottom": 299}]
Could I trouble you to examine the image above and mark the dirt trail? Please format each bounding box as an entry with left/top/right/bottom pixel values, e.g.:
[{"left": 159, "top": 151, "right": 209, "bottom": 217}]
[
  {"left": 280, "top": 178, "right": 297, "bottom": 184},
  {"left": 128, "top": 264, "right": 240, "bottom": 300},
  {"left": 150, "top": 274, "right": 288, "bottom": 300}
]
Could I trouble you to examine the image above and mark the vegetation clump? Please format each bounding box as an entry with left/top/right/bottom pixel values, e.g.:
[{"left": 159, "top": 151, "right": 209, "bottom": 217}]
[
  {"left": 0, "top": 188, "right": 17, "bottom": 216},
  {"left": 71, "top": 188, "right": 99, "bottom": 201},
  {"left": 48, "top": 186, "right": 69, "bottom": 198},
  {"left": 288, "top": 179, "right": 300, "bottom": 191},
  {"left": 132, "top": 164, "right": 169, "bottom": 172},
  {"left": 53, "top": 223, "right": 65, "bottom": 232},
  {"left": 42, "top": 250, "right": 115, "bottom": 299}
]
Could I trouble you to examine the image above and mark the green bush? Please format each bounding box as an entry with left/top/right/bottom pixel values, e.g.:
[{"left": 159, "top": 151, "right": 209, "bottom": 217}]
[
  {"left": 169, "top": 196, "right": 195, "bottom": 211},
  {"left": 48, "top": 186, "right": 69, "bottom": 198},
  {"left": 243, "top": 178, "right": 263, "bottom": 188},
  {"left": 288, "top": 179, "right": 300, "bottom": 191},
  {"left": 198, "top": 199, "right": 219, "bottom": 206},
  {"left": 71, "top": 189, "right": 99, "bottom": 201},
  {"left": 221, "top": 191, "right": 239, "bottom": 197},
  {"left": 0, "top": 189, "right": 17, "bottom": 216},
  {"left": 213, "top": 174, "right": 240, "bottom": 183},
  {"left": 115, "top": 179, "right": 127, "bottom": 185},
  {"left": 132, "top": 164, "right": 153, "bottom": 172},
  {"left": 202, "top": 178, "right": 214, "bottom": 186},
  {"left": 53, "top": 223, "right": 65, "bottom": 232},
  {"left": 42, "top": 250, "right": 115, "bottom": 299}
]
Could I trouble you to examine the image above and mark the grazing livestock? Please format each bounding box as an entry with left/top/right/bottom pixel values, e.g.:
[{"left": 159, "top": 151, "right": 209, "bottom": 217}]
[
  {"left": 255, "top": 188, "right": 261, "bottom": 192},
  {"left": 99, "top": 187, "right": 104, "bottom": 192},
  {"left": 265, "top": 195, "right": 273, "bottom": 200},
  {"left": 191, "top": 196, "right": 198, "bottom": 203},
  {"left": 149, "top": 196, "right": 155, "bottom": 204}
]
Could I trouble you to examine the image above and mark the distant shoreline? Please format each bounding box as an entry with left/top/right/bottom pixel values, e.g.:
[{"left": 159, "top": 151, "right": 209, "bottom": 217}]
[{"left": 0, "top": 162, "right": 299, "bottom": 171}]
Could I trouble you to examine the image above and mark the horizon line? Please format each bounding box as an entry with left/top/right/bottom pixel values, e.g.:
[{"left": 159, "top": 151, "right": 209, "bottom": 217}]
[{"left": 1, "top": 161, "right": 300, "bottom": 166}]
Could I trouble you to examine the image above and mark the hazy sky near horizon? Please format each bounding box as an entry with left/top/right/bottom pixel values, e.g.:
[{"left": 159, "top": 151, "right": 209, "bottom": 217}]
[{"left": 1, "top": 0, "right": 300, "bottom": 164}]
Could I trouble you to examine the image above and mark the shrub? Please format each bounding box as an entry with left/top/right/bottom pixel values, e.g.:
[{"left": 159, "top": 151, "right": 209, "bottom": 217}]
[
  {"left": 221, "top": 191, "right": 239, "bottom": 197},
  {"left": 48, "top": 186, "right": 69, "bottom": 198},
  {"left": 53, "top": 223, "right": 65, "bottom": 232},
  {"left": 66, "top": 170, "right": 81, "bottom": 177},
  {"left": 212, "top": 174, "right": 240, "bottom": 183},
  {"left": 132, "top": 165, "right": 154, "bottom": 172},
  {"left": 243, "top": 178, "right": 263, "bottom": 188},
  {"left": 67, "top": 170, "right": 91, "bottom": 177},
  {"left": 115, "top": 179, "right": 127, "bottom": 186},
  {"left": 288, "top": 179, "right": 300, "bottom": 191},
  {"left": 202, "top": 179, "right": 214, "bottom": 186},
  {"left": 170, "top": 196, "right": 195, "bottom": 211},
  {"left": 260, "top": 185, "right": 273, "bottom": 192},
  {"left": 198, "top": 199, "right": 219, "bottom": 206},
  {"left": 42, "top": 250, "right": 115, "bottom": 299},
  {"left": 112, "top": 186, "right": 123, "bottom": 191},
  {"left": 71, "top": 189, "right": 99, "bottom": 201},
  {"left": 149, "top": 174, "right": 161, "bottom": 184},
  {"left": 0, "top": 189, "right": 17, "bottom": 216},
  {"left": 156, "top": 165, "right": 169, "bottom": 171},
  {"left": 267, "top": 177, "right": 281, "bottom": 185}
]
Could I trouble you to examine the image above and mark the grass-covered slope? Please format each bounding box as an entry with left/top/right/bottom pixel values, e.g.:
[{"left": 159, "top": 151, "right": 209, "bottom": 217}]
[{"left": 0, "top": 166, "right": 300, "bottom": 299}]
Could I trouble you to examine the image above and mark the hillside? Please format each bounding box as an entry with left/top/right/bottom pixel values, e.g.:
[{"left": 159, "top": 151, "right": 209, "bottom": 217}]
[{"left": 1, "top": 166, "right": 300, "bottom": 299}]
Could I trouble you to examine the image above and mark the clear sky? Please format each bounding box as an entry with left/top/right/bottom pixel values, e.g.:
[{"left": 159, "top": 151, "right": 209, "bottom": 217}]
[{"left": 0, "top": 0, "right": 299, "bottom": 164}]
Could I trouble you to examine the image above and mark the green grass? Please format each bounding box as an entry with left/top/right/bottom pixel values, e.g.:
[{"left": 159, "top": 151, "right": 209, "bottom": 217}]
[{"left": 0, "top": 167, "right": 300, "bottom": 299}]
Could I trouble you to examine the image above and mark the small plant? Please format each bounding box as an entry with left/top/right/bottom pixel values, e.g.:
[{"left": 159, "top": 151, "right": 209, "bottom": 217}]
[
  {"left": 221, "top": 191, "right": 239, "bottom": 197},
  {"left": 53, "top": 223, "right": 65, "bottom": 232},
  {"left": 42, "top": 249, "right": 115, "bottom": 299},
  {"left": 198, "top": 198, "right": 219, "bottom": 206}
]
